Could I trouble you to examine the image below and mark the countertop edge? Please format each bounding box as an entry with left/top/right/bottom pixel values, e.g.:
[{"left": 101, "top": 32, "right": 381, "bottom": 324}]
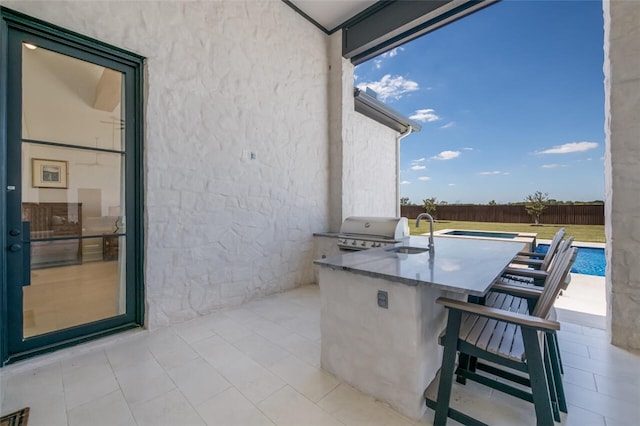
[{"left": 313, "top": 232, "right": 340, "bottom": 238}]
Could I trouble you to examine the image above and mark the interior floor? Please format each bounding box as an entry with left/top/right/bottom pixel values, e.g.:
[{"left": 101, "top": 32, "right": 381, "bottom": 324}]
[{"left": 23, "top": 260, "right": 121, "bottom": 337}]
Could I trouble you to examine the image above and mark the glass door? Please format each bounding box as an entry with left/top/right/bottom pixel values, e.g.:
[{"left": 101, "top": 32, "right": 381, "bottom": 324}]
[{"left": 3, "top": 18, "right": 143, "bottom": 362}]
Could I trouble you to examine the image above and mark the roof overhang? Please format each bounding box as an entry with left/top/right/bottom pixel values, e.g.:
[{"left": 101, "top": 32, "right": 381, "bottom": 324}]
[
  {"left": 354, "top": 88, "right": 422, "bottom": 133},
  {"left": 285, "top": 0, "right": 500, "bottom": 64}
]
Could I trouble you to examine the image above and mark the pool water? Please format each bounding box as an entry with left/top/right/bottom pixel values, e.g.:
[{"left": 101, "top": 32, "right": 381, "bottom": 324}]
[
  {"left": 535, "top": 244, "right": 605, "bottom": 277},
  {"left": 443, "top": 230, "right": 518, "bottom": 239}
]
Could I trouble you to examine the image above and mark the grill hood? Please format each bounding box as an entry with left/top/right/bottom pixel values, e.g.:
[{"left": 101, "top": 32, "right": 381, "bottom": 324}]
[{"left": 339, "top": 216, "right": 409, "bottom": 240}]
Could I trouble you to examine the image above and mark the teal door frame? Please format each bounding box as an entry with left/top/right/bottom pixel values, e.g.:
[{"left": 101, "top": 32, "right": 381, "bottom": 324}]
[{"left": 0, "top": 7, "right": 145, "bottom": 365}]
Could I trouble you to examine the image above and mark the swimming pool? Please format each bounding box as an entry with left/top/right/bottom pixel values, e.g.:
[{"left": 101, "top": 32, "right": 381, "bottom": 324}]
[
  {"left": 442, "top": 230, "right": 518, "bottom": 239},
  {"left": 536, "top": 244, "right": 605, "bottom": 277}
]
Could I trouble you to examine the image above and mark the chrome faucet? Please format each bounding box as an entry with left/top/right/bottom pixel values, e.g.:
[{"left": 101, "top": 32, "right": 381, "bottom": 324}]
[{"left": 415, "top": 213, "right": 435, "bottom": 252}]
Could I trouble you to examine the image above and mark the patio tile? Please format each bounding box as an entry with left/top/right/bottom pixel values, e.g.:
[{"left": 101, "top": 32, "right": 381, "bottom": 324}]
[
  {"left": 273, "top": 332, "right": 321, "bottom": 368},
  {"left": 213, "top": 354, "right": 286, "bottom": 403},
  {"left": 196, "top": 387, "right": 275, "bottom": 426},
  {"left": 190, "top": 335, "right": 245, "bottom": 369},
  {"left": 318, "top": 383, "right": 414, "bottom": 426},
  {"left": 562, "top": 365, "right": 597, "bottom": 391},
  {"left": 105, "top": 339, "right": 155, "bottom": 371},
  {"left": 561, "top": 404, "right": 605, "bottom": 426},
  {"left": 268, "top": 355, "right": 339, "bottom": 402},
  {"left": 151, "top": 341, "right": 200, "bottom": 371},
  {"left": 62, "top": 360, "right": 119, "bottom": 410},
  {"left": 2, "top": 363, "right": 67, "bottom": 426},
  {"left": 67, "top": 390, "right": 136, "bottom": 426},
  {"left": 114, "top": 357, "right": 176, "bottom": 405},
  {"left": 166, "top": 357, "right": 231, "bottom": 406},
  {"left": 257, "top": 385, "right": 343, "bottom": 426},
  {"left": 170, "top": 316, "right": 217, "bottom": 344},
  {"left": 560, "top": 350, "right": 640, "bottom": 385},
  {"left": 564, "top": 382, "right": 640, "bottom": 423},
  {"left": 130, "top": 388, "right": 205, "bottom": 426},
  {"left": 1, "top": 285, "right": 637, "bottom": 426},
  {"left": 222, "top": 307, "right": 265, "bottom": 325},
  {"left": 231, "top": 333, "right": 291, "bottom": 368},
  {"left": 593, "top": 373, "right": 640, "bottom": 404},
  {"left": 205, "top": 315, "right": 255, "bottom": 343}
]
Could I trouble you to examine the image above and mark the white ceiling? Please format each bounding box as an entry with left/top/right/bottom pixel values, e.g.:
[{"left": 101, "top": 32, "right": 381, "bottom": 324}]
[{"left": 289, "top": 0, "right": 377, "bottom": 32}]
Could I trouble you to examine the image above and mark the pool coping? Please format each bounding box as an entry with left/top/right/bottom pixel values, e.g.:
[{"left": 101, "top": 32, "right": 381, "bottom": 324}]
[
  {"left": 537, "top": 239, "right": 606, "bottom": 249},
  {"left": 433, "top": 228, "right": 537, "bottom": 251},
  {"left": 433, "top": 229, "right": 606, "bottom": 250}
]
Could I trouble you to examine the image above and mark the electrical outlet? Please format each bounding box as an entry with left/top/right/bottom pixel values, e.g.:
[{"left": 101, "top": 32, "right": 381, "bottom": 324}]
[
  {"left": 377, "top": 290, "right": 388, "bottom": 309},
  {"left": 241, "top": 150, "right": 257, "bottom": 160}
]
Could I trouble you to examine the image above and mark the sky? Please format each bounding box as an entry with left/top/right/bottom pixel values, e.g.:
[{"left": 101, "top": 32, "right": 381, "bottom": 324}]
[{"left": 354, "top": 0, "right": 605, "bottom": 205}]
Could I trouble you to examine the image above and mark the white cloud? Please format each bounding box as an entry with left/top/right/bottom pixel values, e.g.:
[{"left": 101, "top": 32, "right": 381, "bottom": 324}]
[
  {"left": 411, "top": 165, "right": 426, "bottom": 171},
  {"left": 462, "top": 147, "right": 473, "bottom": 151},
  {"left": 479, "top": 171, "right": 503, "bottom": 175},
  {"left": 440, "top": 122, "right": 455, "bottom": 129},
  {"left": 418, "top": 176, "right": 431, "bottom": 181},
  {"left": 541, "top": 164, "right": 566, "bottom": 169},
  {"left": 537, "top": 141, "right": 598, "bottom": 154},
  {"left": 431, "top": 150, "right": 460, "bottom": 161},
  {"left": 413, "top": 157, "right": 426, "bottom": 163},
  {"left": 448, "top": 183, "right": 456, "bottom": 186},
  {"left": 381, "top": 47, "right": 404, "bottom": 58},
  {"left": 400, "top": 180, "right": 411, "bottom": 185},
  {"left": 409, "top": 109, "right": 440, "bottom": 123},
  {"left": 374, "top": 59, "right": 382, "bottom": 69},
  {"left": 356, "top": 74, "right": 419, "bottom": 101}
]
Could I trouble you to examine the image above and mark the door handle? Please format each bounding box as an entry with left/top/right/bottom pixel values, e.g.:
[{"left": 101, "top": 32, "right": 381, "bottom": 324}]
[
  {"left": 22, "top": 221, "right": 31, "bottom": 287},
  {"left": 9, "top": 243, "right": 22, "bottom": 252}
]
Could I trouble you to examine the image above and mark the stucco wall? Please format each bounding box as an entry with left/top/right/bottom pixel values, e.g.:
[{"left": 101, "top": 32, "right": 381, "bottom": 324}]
[
  {"left": 604, "top": 0, "right": 640, "bottom": 349},
  {"left": 327, "top": 32, "right": 400, "bottom": 229},
  {"left": 4, "top": 0, "right": 331, "bottom": 327},
  {"left": 343, "top": 111, "right": 398, "bottom": 218}
]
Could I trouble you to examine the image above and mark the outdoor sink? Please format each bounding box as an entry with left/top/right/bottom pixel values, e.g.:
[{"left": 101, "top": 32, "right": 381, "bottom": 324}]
[{"left": 388, "top": 246, "right": 430, "bottom": 254}]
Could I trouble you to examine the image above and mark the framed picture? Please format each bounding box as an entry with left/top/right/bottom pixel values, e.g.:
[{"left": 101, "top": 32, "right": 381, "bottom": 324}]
[{"left": 32, "top": 158, "right": 68, "bottom": 188}]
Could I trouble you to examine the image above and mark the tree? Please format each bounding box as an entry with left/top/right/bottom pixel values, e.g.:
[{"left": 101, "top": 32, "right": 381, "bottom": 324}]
[
  {"left": 400, "top": 197, "right": 410, "bottom": 206},
  {"left": 488, "top": 200, "right": 497, "bottom": 206},
  {"left": 524, "top": 191, "right": 549, "bottom": 225},
  {"left": 422, "top": 197, "right": 437, "bottom": 218}
]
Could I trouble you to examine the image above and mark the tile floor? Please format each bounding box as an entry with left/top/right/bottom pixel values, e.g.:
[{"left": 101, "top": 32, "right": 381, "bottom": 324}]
[{"left": 1, "top": 284, "right": 639, "bottom": 426}]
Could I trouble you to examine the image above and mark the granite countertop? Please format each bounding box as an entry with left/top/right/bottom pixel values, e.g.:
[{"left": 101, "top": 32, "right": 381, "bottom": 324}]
[{"left": 314, "top": 235, "right": 526, "bottom": 295}]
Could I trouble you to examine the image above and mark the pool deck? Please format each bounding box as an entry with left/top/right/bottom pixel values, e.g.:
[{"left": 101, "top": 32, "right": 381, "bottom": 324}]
[{"left": 537, "top": 238, "right": 607, "bottom": 328}]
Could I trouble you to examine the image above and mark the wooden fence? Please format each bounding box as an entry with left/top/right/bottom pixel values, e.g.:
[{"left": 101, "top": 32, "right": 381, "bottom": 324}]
[{"left": 401, "top": 204, "right": 604, "bottom": 225}]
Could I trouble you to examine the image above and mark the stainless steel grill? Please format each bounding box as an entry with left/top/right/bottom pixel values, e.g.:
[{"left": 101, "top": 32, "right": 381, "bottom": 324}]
[{"left": 337, "top": 216, "right": 409, "bottom": 251}]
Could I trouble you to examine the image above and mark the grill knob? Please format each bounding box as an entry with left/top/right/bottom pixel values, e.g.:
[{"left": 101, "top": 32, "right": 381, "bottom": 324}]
[
  {"left": 361, "top": 241, "right": 366, "bottom": 247},
  {"left": 352, "top": 240, "right": 357, "bottom": 246}
]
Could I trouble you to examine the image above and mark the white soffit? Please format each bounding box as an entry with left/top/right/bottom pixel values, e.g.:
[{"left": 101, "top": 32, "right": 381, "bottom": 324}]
[{"left": 289, "top": 0, "right": 377, "bottom": 32}]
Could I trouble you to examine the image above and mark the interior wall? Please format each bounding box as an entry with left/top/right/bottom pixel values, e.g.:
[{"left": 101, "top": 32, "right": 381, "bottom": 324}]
[
  {"left": 4, "top": 0, "right": 331, "bottom": 327},
  {"left": 603, "top": 0, "right": 640, "bottom": 350},
  {"left": 21, "top": 45, "right": 122, "bottom": 215}
]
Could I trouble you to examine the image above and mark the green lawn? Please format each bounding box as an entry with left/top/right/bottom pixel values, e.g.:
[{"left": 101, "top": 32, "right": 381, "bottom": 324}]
[{"left": 410, "top": 220, "right": 605, "bottom": 243}]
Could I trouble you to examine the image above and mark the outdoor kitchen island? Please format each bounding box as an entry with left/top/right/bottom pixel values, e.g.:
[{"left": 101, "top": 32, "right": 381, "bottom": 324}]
[{"left": 314, "top": 235, "right": 526, "bottom": 420}]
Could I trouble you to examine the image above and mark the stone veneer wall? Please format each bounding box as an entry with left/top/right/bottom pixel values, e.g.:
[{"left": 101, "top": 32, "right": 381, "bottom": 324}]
[
  {"left": 604, "top": 0, "right": 640, "bottom": 349},
  {"left": 4, "top": 0, "right": 331, "bottom": 327}
]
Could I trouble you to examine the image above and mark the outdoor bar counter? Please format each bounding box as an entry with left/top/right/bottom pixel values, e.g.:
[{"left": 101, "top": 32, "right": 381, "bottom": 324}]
[{"left": 314, "top": 235, "right": 525, "bottom": 420}]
